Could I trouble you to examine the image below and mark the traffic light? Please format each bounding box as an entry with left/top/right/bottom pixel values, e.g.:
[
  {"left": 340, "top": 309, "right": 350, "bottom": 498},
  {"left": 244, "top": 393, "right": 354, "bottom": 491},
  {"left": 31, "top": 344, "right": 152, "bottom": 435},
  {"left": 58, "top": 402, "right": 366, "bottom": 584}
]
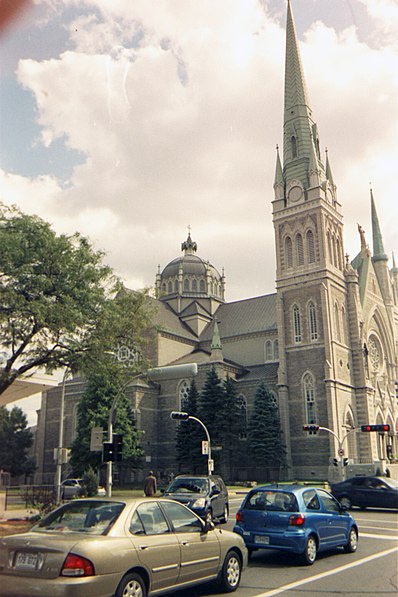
[
  {"left": 303, "top": 425, "right": 320, "bottom": 433},
  {"left": 102, "top": 442, "right": 114, "bottom": 462},
  {"left": 360, "top": 424, "right": 390, "bottom": 432},
  {"left": 170, "top": 411, "right": 190, "bottom": 421},
  {"left": 113, "top": 434, "right": 123, "bottom": 462}
]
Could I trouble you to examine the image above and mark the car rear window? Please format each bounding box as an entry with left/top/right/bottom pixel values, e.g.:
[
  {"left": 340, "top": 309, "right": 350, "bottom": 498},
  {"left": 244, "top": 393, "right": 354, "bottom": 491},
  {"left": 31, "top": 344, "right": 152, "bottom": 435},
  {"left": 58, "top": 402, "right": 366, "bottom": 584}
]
[
  {"left": 245, "top": 490, "right": 298, "bottom": 512},
  {"left": 33, "top": 500, "right": 125, "bottom": 535}
]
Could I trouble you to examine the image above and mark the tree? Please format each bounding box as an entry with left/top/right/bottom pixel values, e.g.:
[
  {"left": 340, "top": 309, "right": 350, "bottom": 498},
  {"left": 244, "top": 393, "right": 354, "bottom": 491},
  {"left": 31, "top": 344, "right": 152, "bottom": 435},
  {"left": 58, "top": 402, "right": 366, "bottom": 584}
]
[
  {"left": 69, "top": 368, "right": 144, "bottom": 480},
  {"left": 0, "top": 405, "right": 34, "bottom": 477},
  {"left": 198, "top": 367, "right": 227, "bottom": 472},
  {"left": 222, "top": 376, "right": 246, "bottom": 479},
  {"left": 175, "top": 380, "right": 203, "bottom": 473},
  {"left": 247, "top": 382, "right": 286, "bottom": 479},
  {"left": 0, "top": 203, "right": 154, "bottom": 396}
]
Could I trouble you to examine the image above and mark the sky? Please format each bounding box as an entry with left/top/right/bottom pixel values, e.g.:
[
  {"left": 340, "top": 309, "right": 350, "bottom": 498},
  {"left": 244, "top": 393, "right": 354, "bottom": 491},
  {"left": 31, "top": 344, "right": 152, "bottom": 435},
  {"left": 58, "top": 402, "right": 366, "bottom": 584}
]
[{"left": 1, "top": 0, "right": 397, "bottom": 425}]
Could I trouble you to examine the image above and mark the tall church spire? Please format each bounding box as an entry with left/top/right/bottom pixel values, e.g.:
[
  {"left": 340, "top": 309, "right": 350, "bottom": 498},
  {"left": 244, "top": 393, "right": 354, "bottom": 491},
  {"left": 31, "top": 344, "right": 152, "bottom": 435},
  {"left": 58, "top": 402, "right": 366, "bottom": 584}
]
[
  {"left": 371, "top": 188, "right": 388, "bottom": 262},
  {"left": 283, "top": 0, "right": 326, "bottom": 194}
]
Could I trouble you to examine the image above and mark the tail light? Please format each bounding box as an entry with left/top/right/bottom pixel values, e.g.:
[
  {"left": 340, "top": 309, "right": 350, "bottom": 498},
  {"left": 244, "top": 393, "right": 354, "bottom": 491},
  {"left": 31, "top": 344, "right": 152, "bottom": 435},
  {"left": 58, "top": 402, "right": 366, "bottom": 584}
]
[
  {"left": 236, "top": 511, "right": 245, "bottom": 523},
  {"left": 61, "top": 553, "right": 95, "bottom": 577},
  {"left": 288, "top": 514, "right": 305, "bottom": 526}
]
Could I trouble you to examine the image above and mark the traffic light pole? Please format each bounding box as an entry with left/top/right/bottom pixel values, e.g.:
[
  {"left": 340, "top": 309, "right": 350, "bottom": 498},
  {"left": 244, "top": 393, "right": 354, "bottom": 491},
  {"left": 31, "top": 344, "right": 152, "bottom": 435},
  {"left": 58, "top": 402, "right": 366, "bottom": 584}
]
[{"left": 170, "top": 411, "right": 213, "bottom": 475}]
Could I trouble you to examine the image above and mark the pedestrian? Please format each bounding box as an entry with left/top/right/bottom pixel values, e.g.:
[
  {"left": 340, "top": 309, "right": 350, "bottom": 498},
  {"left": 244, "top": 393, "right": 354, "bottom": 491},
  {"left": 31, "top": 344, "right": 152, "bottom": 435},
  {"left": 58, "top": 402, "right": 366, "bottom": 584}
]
[{"left": 143, "top": 471, "right": 157, "bottom": 496}]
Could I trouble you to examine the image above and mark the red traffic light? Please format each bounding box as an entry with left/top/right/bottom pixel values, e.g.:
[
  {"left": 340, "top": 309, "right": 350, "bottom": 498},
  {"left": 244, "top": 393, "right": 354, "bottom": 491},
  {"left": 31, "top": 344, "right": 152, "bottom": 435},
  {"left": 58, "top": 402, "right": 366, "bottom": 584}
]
[
  {"left": 361, "top": 424, "right": 390, "bottom": 432},
  {"left": 170, "top": 411, "right": 189, "bottom": 421}
]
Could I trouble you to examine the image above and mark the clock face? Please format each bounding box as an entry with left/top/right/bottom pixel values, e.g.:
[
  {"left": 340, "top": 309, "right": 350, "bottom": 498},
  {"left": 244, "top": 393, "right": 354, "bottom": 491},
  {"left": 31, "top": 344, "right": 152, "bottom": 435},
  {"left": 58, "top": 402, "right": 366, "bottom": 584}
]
[{"left": 288, "top": 185, "right": 302, "bottom": 202}]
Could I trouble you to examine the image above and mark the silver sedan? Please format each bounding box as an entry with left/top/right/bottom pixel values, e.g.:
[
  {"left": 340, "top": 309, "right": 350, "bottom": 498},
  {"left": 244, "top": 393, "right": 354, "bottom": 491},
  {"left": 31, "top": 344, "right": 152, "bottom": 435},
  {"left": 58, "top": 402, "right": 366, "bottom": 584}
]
[{"left": 0, "top": 497, "right": 247, "bottom": 597}]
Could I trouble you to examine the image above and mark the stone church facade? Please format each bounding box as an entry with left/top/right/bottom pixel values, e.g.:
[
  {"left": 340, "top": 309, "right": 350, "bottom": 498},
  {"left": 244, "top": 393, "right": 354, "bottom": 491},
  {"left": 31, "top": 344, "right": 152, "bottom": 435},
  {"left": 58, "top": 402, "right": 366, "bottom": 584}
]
[{"left": 34, "top": 1, "right": 398, "bottom": 485}]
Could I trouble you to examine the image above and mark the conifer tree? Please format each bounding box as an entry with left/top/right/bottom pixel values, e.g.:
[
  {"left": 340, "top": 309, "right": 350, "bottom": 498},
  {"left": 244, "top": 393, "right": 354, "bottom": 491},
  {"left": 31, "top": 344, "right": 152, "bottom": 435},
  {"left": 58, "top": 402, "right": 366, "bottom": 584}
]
[
  {"left": 222, "top": 376, "right": 246, "bottom": 479},
  {"left": 175, "top": 380, "right": 204, "bottom": 473},
  {"left": 198, "top": 367, "right": 227, "bottom": 472},
  {"left": 247, "top": 382, "right": 286, "bottom": 477}
]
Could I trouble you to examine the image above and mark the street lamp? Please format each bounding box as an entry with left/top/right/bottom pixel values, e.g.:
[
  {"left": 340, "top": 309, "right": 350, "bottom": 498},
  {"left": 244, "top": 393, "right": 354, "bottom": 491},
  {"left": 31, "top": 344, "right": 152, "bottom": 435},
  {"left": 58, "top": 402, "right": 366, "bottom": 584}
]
[
  {"left": 55, "top": 367, "right": 71, "bottom": 504},
  {"left": 170, "top": 411, "right": 213, "bottom": 476},
  {"left": 105, "top": 363, "right": 198, "bottom": 497}
]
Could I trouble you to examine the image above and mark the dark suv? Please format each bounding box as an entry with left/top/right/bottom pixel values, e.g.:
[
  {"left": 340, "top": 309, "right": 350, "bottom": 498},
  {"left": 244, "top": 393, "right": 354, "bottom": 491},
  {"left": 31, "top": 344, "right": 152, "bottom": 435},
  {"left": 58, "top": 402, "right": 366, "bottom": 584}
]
[{"left": 163, "top": 474, "right": 229, "bottom": 523}]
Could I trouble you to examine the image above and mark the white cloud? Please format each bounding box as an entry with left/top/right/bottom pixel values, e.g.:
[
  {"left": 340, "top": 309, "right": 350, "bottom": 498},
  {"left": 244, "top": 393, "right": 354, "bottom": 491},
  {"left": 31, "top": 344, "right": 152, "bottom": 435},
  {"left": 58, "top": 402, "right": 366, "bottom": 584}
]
[{"left": 1, "top": 0, "right": 396, "bottom": 303}]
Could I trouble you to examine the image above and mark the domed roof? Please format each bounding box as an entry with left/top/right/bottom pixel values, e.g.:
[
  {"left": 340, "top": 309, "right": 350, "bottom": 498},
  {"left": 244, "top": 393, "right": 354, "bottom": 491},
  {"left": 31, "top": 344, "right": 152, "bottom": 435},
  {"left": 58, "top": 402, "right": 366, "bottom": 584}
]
[{"left": 160, "top": 234, "right": 222, "bottom": 281}]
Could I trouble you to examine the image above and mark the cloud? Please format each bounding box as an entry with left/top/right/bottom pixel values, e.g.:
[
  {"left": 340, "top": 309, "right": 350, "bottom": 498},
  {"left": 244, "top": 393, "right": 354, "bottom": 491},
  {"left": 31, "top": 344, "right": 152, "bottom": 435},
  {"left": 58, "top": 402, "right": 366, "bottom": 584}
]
[{"left": 1, "top": 0, "right": 397, "bottom": 303}]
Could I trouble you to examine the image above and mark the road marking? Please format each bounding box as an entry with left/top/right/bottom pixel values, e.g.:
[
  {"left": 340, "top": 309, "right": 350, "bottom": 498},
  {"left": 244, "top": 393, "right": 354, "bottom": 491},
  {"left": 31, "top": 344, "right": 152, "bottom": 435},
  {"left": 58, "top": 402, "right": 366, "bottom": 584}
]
[
  {"left": 360, "top": 532, "right": 398, "bottom": 540},
  {"left": 360, "top": 524, "right": 398, "bottom": 531},
  {"left": 251, "top": 546, "right": 398, "bottom": 597}
]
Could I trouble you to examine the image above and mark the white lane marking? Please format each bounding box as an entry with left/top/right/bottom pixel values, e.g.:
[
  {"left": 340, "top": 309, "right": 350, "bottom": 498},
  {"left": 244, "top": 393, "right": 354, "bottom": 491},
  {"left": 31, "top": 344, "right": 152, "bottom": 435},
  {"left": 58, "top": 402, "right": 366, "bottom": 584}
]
[
  {"left": 360, "top": 524, "right": 398, "bottom": 531},
  {"left": 251, "top": 546, "right": 398, "bottom": 597},
  {"left": 360, "top": 532, "right": 398, "bottom": 540}
]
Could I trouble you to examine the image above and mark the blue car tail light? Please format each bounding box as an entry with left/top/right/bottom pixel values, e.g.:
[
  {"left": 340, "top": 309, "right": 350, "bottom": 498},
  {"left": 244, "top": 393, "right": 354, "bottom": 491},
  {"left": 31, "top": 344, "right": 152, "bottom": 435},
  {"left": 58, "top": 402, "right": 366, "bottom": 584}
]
[{"left": 288, "top": 514, "right": 305, "bottom": 526}]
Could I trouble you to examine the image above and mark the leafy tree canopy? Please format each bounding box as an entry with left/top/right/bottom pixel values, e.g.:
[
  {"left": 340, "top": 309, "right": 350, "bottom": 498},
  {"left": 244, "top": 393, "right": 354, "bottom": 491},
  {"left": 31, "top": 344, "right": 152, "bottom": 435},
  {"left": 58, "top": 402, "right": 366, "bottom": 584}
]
[
  {"left": 0, "top": 203, "right": 154, "bottom": 395},
  {"left": 0, "top": 405, "right": 34, "bottom": 477}
]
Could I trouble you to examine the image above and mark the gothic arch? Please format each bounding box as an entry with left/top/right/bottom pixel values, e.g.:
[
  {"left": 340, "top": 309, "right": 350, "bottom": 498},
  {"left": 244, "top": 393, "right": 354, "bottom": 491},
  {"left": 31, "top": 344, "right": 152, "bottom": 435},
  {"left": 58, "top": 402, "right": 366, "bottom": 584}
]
[
  {"left": 302, "top": 371, "right": 317, "bottom": 427},
  {"left": 285, "top": 236, "right": 293, "bottom": 269},
  {"left": 292, "top": 304, "right": 302, "bottom": 343},
  {"left": 296, "top": 232, "right": 304, "bottom": 265},
  {"left": 344, "top": 407, "right": 357, "bottom": 460},
  {"left": 307, "top": 300, "right": 318, "bottom": 341}
]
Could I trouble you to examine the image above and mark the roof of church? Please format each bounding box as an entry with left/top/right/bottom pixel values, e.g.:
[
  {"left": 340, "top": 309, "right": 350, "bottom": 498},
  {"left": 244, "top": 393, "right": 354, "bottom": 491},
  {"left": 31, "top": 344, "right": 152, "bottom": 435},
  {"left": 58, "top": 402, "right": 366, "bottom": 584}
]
[
  {"left": 152, "top": 298, "right": 198, "bottom": 341},
  {"left": 200, "top": 294, "right": 277, "bottom": 341}
]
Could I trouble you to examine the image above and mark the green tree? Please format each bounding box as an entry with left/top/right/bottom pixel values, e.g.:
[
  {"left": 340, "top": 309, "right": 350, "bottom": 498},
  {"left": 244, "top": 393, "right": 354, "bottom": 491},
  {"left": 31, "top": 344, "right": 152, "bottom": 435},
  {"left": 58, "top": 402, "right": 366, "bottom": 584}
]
[
  {"left": 175, "top": 380, "right": 203, "bottom": 473},
  {"left": 198, "top": 367, "right": 227, "bottom": 472},
  {"left": 0, "top": 405, "right": 34, "bottom": 477},
  {"left": 222, "top": 376, "right": 246, "bottom": 480},
  {"left": 0, "top": 203, "right": 153, "bottom": 396},
  {"left": 247, "top": 382, "right": 286, "bottom": 478},
  {"left": 69, "top": 368, "right": 144, "bottom": 479}
]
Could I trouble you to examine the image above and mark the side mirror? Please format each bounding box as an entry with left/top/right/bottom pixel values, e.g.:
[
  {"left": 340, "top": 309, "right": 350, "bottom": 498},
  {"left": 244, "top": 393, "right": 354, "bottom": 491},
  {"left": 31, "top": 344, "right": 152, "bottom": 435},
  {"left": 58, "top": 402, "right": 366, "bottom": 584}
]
[
  {"left": 210, "top": 487, "right": 220, "bottom": 497},
  {"left": 339, "top": 503, "right": 348, "bottom": 512},
  {"left": 203, "top": 519, "right": 215, "bottom": 532}
]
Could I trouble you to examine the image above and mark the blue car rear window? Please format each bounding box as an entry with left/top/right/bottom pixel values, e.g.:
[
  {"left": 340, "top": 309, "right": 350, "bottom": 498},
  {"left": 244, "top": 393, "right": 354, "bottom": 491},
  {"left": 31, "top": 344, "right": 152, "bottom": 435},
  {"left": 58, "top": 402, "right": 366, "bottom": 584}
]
[{"left": 245, "top": 491, "right": 298, "bottom": 512}]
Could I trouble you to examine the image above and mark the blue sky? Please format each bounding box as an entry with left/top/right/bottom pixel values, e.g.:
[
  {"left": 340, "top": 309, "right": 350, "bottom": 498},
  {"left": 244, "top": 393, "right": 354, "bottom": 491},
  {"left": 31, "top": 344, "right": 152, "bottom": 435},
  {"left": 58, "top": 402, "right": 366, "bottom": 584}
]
[{"left": 1, "top": 0, "right": 397, "bottom": 424}]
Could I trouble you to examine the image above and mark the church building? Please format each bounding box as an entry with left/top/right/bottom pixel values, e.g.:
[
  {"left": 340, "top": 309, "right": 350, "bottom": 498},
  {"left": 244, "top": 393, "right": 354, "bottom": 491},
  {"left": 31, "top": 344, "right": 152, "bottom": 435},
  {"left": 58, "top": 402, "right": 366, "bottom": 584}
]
[{"left": 34, "top": 1, "right": 398, "bottom": 484}]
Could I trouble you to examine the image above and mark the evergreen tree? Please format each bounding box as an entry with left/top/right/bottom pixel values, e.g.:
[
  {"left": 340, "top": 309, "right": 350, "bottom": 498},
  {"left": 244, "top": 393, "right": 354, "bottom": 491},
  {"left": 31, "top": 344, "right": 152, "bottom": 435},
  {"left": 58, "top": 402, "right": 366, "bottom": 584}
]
[
  {"left": 222, "top": 376, "right": 246, "bottom": 479},
  {"left": 247, "top": 382, "right": 286, "bottom": 478},
  {"left": 198, "top": 367, "right": 227, "bottom": 472},
  {"left": 0, "top": 406, "right": 34, "bottom": 477},
  {"left": 175, "top": 380, "right": 203, "bottom": 473}
]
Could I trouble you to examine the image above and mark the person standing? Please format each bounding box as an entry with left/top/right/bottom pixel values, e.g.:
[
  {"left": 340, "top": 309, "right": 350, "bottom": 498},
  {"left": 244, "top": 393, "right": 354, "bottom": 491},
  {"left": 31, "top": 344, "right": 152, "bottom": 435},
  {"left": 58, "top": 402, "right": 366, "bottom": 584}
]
[{"left": 144, "top": 471, "right": 157, "bottom": 496}]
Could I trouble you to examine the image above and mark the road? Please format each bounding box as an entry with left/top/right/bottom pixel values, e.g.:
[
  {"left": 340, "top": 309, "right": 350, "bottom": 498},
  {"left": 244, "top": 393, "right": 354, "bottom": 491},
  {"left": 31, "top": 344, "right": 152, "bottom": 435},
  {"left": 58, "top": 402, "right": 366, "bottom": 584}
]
[{"left": 177, "top": 495, "right": 398, "bottom": 597}]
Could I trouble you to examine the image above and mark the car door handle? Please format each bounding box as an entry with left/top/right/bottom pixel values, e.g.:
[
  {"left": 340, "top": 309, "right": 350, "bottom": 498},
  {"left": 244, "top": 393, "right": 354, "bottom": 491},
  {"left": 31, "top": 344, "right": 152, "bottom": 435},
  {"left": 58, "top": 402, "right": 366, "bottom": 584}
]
[
  {"left": 181, "top": 541, "right": 189, "bottom": 546},
  {"left": 139, "top": 545, "right": 149, "bottom": 550}
]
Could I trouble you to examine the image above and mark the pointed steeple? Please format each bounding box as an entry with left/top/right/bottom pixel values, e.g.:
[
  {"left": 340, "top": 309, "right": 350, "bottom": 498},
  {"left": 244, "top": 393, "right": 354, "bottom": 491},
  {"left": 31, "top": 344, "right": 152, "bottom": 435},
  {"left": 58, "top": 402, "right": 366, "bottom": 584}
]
[
  {"left": 273, "top": 145, "right": 284, "bottom": 200},
  {"left": 283, "top": 0, "right": 325, "bottom": 193},
  {"left": 210, "top": 319, "right": 223, "bottom": 362},
  {"left": 325, "top": 148, "right": 335, "bottom": 187},
  {"left": 371, "top": 189, "right": 388, "bottom": 262}
]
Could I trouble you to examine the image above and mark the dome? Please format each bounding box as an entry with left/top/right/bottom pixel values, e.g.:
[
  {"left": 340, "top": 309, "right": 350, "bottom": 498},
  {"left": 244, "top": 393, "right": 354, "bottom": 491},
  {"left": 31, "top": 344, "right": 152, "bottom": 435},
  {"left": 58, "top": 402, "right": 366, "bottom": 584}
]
[{"left": 156, "top": 233, "right": 224, "bottom": 301}]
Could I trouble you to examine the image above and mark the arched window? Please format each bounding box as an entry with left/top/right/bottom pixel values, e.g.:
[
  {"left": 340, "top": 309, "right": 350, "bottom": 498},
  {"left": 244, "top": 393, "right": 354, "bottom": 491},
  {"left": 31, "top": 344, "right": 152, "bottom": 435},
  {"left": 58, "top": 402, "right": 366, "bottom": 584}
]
[
  {"left": 174, "top": 280, "right": 178, "bottom": 292},
  {"left": 336, "top": 237, "right": 342, "bottom": 270},
  {"left": 307, "top": 230, "right": 315, "bottom": 263},
  {"left": 341, "top": 306, "right": 347, "bottom": 344},
  {"left": 237, "top": 394, "right": 247, "bottom": 439},
  {"left": 296, "top": 233, "right": 304, "bottom": 265},
  {"left": 184, "top": 278, "right": 189, "bottom": 291},
  {"left": 303, "top": 373, "right": 316, "bottom": 428},
  {"left": 274, "top": 339, "right": 279, "bottom": 359},
  {"left": 162, "top": 283, "right": 166, "bottom": 293},
  {"left": 334, "top": 302, "right": 341, "bottom": 342},
  {"left": 293, "top": 305, "right": 302, "bottom": 343},
  {"left": 168, "top": 281, "right": 173, "bottom": 293},
  {"left": 291, "top": 136, "right": 297, "bottom": 158},
  {"left": 285, "top": 236, "right": 293, "bottom": 269},
  {"left": 192, "top": 279, "right": 197, "bottom": 291},
  {"left": 200, "top": 279, "right": 205, "bottom": 292},
  {"left": 308, "top": 302, "right": 318, "bottom": 341},
  {"left": 265, "top": 340, "right": 273, "bottom": 362},
  {"left": 178, "top": 380, "right": 190, "bottom": 409},
  {"left": 332, "top": 235, "right": 337, "bottom": 267}
]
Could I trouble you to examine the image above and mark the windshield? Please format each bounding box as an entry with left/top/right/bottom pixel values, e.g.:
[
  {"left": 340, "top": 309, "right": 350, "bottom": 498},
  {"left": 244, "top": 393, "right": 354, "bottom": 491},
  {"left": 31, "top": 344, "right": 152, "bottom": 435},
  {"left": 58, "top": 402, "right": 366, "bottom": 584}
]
[
  {"left": 166, "top": 478, "right": 209, "bottom": 494},
  {"left": 32, "top": 500, "right": 125, "bottom": 535},
  {"left": 382, "top": 478, "right": 398, "bottom": 489}
]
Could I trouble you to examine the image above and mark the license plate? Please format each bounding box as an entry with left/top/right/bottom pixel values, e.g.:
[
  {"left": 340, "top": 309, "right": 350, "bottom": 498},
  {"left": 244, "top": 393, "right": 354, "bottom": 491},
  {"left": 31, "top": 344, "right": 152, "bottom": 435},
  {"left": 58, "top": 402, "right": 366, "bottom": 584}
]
[
  {"left": 15, "top": 552, "right": 38, "bottom": 569},
  {"left": 255, "top": 535, "right": 270, "bottom": 545}
]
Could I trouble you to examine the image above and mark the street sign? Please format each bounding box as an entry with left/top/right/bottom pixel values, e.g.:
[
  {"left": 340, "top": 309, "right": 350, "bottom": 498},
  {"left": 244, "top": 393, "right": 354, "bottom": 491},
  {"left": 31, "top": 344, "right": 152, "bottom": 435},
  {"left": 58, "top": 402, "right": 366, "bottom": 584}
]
[
  {"left": 208, "top": 459, "right": 214, "bottom": 472},
  {"left": 90, "top": 427, "right": 104, "bottom": 451},
  {"left": 202, "top": 440, "right": 209, "bottom": 455}
]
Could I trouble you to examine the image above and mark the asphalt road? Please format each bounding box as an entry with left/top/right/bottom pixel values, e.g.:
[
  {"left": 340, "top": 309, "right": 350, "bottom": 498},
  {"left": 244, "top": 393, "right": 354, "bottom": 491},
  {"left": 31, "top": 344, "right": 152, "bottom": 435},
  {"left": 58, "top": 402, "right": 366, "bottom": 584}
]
[{"left": 177, "top": 495, "right": 398, "bottom": 597}]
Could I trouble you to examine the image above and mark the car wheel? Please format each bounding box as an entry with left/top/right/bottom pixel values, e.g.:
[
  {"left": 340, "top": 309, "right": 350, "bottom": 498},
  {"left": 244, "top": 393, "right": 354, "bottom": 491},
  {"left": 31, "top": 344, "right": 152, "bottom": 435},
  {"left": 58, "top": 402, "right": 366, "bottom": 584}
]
[
  {"left": 116, "top": 572, "right": 147, "bottom": 597},
  {"left": 344, "top": 527, "right": 358, "bottom": 553},
  {"left": 300, "top": 535, "right": 317, "bottom": 565},
  {"left": 217, "top": 550, "right": 241, "bottom": 592},
  {"left": 339, "top": 496, "right": 352, "bottom": 510},
  {"left": 220, "top": 505, "right": 229, "bottom": 523},
  {"left": 205, "top": 508, "right": 213, "bottom": 524}
]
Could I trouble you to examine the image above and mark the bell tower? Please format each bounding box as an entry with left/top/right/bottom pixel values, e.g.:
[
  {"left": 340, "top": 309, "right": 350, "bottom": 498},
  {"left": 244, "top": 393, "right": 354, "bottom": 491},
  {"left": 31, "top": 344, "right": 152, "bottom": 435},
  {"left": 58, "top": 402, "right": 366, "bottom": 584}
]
[{"left": 273, "top": 1, "right": 354, "bottom": 478}]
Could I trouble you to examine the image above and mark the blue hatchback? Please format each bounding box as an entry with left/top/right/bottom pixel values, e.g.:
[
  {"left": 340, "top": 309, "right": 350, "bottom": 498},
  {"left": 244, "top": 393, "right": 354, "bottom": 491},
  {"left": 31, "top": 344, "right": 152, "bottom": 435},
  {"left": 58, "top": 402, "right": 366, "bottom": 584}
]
[{"left": 233, "top": 484, "right": 358, "bottom": 565}]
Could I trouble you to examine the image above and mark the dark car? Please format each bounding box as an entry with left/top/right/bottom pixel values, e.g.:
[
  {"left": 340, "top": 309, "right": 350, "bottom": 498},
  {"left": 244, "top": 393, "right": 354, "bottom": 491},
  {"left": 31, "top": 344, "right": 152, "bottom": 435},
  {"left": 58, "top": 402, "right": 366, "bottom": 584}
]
[
  {"left": 163, "top": 475, "right": 229, "bottom": 524},
  {"left": 233, "top": 484, "right": 358, "bottom": 565},
  {"left": 331, "top": 476, "right": 398, "bottom": 510}
]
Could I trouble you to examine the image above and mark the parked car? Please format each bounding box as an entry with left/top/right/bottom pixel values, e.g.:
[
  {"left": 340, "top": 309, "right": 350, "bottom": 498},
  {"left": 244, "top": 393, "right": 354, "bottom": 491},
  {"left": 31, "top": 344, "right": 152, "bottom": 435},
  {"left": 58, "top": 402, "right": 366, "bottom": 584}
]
[
  {"left": 233, "top": 484, "right": 358, "bottom": 565},
  {"left": 331, "top": 476, "right": 398, "bottom": 510},
  {"left": 61, "top": 478, "right": 84, "bottom": 498},
  {"left": 163, "top": 474, "right": 229, "bottom": 523},
  {"left": 0, "top": 496, "right": 247, "bottom": 596}
]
